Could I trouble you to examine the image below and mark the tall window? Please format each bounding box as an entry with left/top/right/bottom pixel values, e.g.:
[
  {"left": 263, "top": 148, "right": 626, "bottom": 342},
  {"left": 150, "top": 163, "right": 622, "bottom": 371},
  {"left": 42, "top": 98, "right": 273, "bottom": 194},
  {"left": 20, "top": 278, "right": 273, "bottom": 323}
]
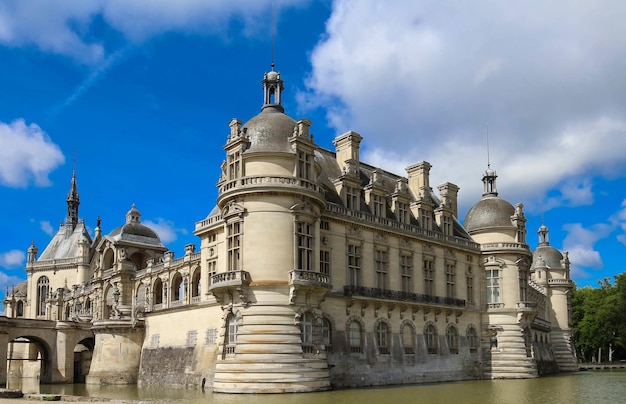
[
  {"left": 519, "top": 268, "right": 529, "bottom": 302},
  {"left": 372, "top": 194, "right": 385, "bottom": 217},
  {"left": 321, "top": 318, "right": 333, "bottom": 353},
  {"left": 296, "top": 222, "right": 313, "bottom": 271},
  {"left": 208, "top": 260, "right": 217, "bottom": 284},
  {"left": 16, "top": 301, "right": 24, "bottom": 317},
  {"left": 401, "top": 323, "right": 415, "bottom": 354},
  {"left": 227, "top": 221, "right": 242, "bottom": 271},
  {"left": 154, "top": 278, "right": 163, "bottom": 305},
  {"left": 225, "top": 314, "right": 238, "bottom": 356},
  {"left": 420, "top": 208, "right": 431, "bottom": 230},
  {"left": 376, "top": 322, "right": 390, "bottom": 354},
  {"left": 348, "top": 244, "right": 361, "bottom": 286},
  {"left": 37, "top": 276, "right": 49, "bottom": 317},
  {"left": 442, "top": 215, "right": 453, "bottom": 236},
  {"left": 486, "top": 268, "right": 500, "bottom": 305},
  {"left": 423, "top": 259, "right": 434, "bottom": 295},
  {"left": 297, "top": 151, "right": 312, "bottom": 180},
  {"left": 466, "top": 274, "right": 474, "bottom": 304},
  {"left": 447, "top": 325, "right": 459, "bottom": 354},
  {"left": 348, "top": 320, "right": 362, "bottom": 353},
  {"left": 319, "top": 249, "right": 330, "bottom": 275},
  {"left": 397, "top": 202, "right": 409, "bottom": 224},
  {"left": 467, "top": 326, "right": 478, "bottom": 353},
  {"left": 425, "top": 323, "right": 438, "bottom": 354},
  {"left": 301, "top": 312, "right": 314, "bottom": 353},
  {"left": 400, "top": 253, "right": 412, "bottom": 293},
  {"left": 446, "top": 263, "right": 456, "bottom": 299},
  {"left": 227, "top": 151, "right": 241, "bottom": 180},
  {"left": 346, "top": 186, "right": 359, "bottom": 210},
  {"left": 375, "top": 249, "right": 388, "bottom": 289}
]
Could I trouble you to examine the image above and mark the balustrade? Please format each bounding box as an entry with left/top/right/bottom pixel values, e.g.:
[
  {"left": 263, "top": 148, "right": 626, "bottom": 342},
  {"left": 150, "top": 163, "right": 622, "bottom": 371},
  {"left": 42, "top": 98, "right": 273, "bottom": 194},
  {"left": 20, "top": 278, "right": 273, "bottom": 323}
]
[
  {"left": 289, "top": 270, "right": 332, "bottom": 288},
  {"left": 343, "top": 285, "right": 466, "bottom": 308}
]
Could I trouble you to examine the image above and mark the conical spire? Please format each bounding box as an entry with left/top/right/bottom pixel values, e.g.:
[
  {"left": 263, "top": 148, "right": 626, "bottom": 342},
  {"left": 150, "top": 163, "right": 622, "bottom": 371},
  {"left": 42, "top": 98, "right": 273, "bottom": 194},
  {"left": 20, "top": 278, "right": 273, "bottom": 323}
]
[{"left": 66, "top": 167, "right": 80, "bottom": 229}]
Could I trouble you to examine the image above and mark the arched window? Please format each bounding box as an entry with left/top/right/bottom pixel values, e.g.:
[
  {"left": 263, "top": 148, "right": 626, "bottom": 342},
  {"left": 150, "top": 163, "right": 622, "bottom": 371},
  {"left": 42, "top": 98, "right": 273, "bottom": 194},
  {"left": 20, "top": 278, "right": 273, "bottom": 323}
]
[
  {"left": 376, "top": 321, "right": 390, "bottom": 354},
  {"left": 425, "top": 323, "right": 438, "bottom": 354},
  {"left": 467, "top": 326, "right": 478, "bottom": 353},
  {"left": 37, "top": 276, "right": 49, "bottom": 317},
  {"left": 348, "top": 320, "right": 363, "bottom": 353},
  {"left": 321, "top": 317, "right": 333, "bottom": 353},
  {"left": 172, "top": 273, "right": 183, "bottom": 302},
  {"left": 447, "top": 325, "right": 459, "bottom": 354},
  {"left": 192, "top": 270, "right": 201, "bottom": 298},
  {"left": 301, "top": 312, "right": 314, "bottom": 353},
  {"left": 401, "top": 322, "right": 415, "bottom": 354},
  {"left": 224, "top": 314, "right": 238, "bottom": 357},
  {"left": 154, "top": 278, "right": 163, "bottom": 305},
  {"left": 16, "top": 300, "right": 24, "bottom": 317}
]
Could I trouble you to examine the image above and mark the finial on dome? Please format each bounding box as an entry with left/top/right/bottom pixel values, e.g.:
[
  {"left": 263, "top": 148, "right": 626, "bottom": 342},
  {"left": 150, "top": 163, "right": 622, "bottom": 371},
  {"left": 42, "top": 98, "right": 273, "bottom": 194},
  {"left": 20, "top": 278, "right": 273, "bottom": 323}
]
[{"left": 538, "top": 223, "right": 550, "bottom": 245}]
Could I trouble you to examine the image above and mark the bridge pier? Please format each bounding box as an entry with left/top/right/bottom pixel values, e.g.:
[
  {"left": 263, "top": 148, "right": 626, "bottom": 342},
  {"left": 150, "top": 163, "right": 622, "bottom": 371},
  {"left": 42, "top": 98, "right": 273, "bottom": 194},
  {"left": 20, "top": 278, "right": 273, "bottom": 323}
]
[
  {"left": 50, "top": 324, "right": 76, "bottom": 383},
  {"left": 0, "top": 330, "right": 8, "bottom": 386}
]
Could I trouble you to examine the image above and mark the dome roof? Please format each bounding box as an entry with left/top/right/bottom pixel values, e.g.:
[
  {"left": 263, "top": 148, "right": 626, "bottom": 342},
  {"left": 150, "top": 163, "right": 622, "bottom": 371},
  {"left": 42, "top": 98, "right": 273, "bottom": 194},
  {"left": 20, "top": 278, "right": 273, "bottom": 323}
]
[
  {"left": 242, "top": 106, "right": 296, "bottom": 153},
  {"left": 531, "top": 245, "right": 564, "bottom": 269},
  {"left": 108, "top": 205, "right": 163, "bottom": 246},
  {"left": 464, "top": 196, "right": 515, "bottom": 232}
]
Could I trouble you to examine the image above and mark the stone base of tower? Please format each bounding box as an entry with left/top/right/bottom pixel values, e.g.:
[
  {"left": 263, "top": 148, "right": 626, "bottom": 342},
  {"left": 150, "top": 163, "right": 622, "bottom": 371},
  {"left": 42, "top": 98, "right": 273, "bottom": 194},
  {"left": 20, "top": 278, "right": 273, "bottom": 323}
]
[
  {"left": 483, "top": 323, "right": 538, "bottom": 379},
  {"left": 551, "top": 330, "right": 578, "bottom": 372},
  {"left": 86, "top": 320, "right": 144, "bottom": 384},
  {"left": 212, "top": 297, "right": 330, "bottom": 393}
]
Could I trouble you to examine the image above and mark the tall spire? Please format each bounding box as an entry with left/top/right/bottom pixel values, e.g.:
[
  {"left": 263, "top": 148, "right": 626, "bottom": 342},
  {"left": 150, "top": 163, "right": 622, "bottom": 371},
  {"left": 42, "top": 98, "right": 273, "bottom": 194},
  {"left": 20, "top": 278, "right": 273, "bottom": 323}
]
[
  {"left": 66, "top": 158, "right": 80, "bottom": 229},
  {"left": 481, "top": 125, "right": 498, "bottom": 197}
]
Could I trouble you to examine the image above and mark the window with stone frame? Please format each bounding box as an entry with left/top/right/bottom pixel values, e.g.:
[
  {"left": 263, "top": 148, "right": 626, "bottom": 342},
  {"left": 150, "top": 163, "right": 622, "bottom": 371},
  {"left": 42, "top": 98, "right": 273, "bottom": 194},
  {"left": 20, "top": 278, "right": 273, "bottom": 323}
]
[
  {"left": 419, "top": 208, "right": 431, "bottom": 230},
  {"left": 319, "top": 249, "right": 330, "bottom": 275},
  {"left": 442, "top": 215, "right": 453, "bottom": 236},
  {"left": 346, "top": 186, "right": 359, "bottom": 210},
  {"left": 227, "top": 220, "right": 242, "bottom": 271},
  {"left": 401, "top": 322, "right": 415, "bottom": 354},
  {"left": 397, "top": 201, "right": 410, "bottom": 224},
  {"left": 446, "top": 324, "right": 459, "bottom": 354},
  {"left": 400, "top": 253, "right": 413, "bottom": 293},
  {"left": 225, "top": 314, "right": 238, "bottom": 356},
  {"left": 301, "top": 312, "right": 314, "bottom": 354},
  {"left": 37, "top": 276, "right": 49, "bottom": 317},
  {"left": 227, "top": 150, "right": 241, "bottom": 180},
  {"left": 425, "top": 323, "right": 438, "bottom": 354},
  {"left": 208, "top": 259, "right": 217, "bottom": 285},
  {"left": 372, "top": 194, "right": 385, "bottom": 217},
  {"left": 486, "top": 268, "right": 501, "bottom": 305},
  {"left": 348, "top": 244, "right": 361, "bottom": 286},
  {"left": 423, "top": 258, "right": 434, "bottom": 295},
  {"left": 466, "top": 274, "right": 474, "bottom": 305},
  {"left": 375, "top": 248, "right": 389, "bottom": 289},
  {"left": 348, "top": 320, "right": 363, "bottom": 353},
  {"left": 321, "top": 317, "right": 333, "bottom": 353},
  {"left": 296, "top": 221, "right": 314, "bottom": 271},
  {"left": 519, "top": 267, "right": 529, "bottom": 302},
  {"left": 376, "top": 321, "right": 390, "bottom": 354},
  {"left": 467, "top": 326, "right": 478, "bottom": 353},
  {"left": 446, "top": 262, "right": 456, "bottom": 299},
  {"left": 297, "top": 150, "right": 312, "bottom": 181}
]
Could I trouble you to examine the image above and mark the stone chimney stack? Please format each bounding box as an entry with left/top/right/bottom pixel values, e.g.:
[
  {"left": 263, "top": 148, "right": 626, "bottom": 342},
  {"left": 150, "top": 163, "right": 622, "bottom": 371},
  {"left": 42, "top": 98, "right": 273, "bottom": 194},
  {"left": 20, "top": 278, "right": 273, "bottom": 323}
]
[
  {"left": 406, "top": 161, "right": 432, "bottom": 199},
  {"left": 438, "top": 182, "right": 460, "bottom": 217},
  {"left": 333, "top": 131, "right": 363, "bottom": 174}
]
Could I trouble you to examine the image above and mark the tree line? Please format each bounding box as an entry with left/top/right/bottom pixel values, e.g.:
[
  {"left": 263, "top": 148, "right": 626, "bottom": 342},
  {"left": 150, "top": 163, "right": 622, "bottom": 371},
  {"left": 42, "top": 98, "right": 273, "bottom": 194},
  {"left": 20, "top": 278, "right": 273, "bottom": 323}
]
[{"left": 572, "top": 272, "right": 626, "bottom": 363}]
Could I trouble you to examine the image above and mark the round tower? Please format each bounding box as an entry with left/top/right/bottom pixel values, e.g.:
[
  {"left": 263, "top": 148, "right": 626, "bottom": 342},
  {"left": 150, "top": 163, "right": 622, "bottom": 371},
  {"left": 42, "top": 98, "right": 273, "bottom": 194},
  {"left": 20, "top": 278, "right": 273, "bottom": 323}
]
[{"left": 464, "top": 166, "right": 536, "bottom": 378}]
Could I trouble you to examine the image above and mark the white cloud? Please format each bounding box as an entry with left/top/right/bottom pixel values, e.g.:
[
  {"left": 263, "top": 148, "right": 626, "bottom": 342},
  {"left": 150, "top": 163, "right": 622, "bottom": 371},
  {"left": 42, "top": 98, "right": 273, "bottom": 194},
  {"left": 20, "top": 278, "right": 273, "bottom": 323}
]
[
  {"left": 0, "top": 250, "right": 26, "bottom": 269},
  {"left": 302, "top": 0, "right": 626, "bottom": 212},
  {"left": 0, "top": 0, "right": 306, "bottom": 64},
  {"left": 40, "top": 221, "right": 54, "bottom": 236},
  {"left": 143, "top": 218, "right": 182, "bottom": 245},
  {"left": 0, "top": 119, "right": 65, "bottom": 188}
]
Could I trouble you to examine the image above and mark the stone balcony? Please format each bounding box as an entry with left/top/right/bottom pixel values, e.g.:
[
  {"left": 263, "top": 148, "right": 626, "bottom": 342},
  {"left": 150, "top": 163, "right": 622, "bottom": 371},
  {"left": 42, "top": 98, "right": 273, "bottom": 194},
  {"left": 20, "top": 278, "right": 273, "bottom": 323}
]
[
  {"left": 209, "top": 270, "right": 251, "bottom": 292},
  {"left": 288, "top": 270, "right": 332, "bottom": 289}
]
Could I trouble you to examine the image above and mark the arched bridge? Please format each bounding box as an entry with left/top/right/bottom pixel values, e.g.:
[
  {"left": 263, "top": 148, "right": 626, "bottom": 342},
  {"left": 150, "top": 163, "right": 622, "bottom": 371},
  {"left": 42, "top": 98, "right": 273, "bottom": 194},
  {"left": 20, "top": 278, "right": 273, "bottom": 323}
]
[{"left": 0, "top": 316, "right": 94, "bottom": 385}]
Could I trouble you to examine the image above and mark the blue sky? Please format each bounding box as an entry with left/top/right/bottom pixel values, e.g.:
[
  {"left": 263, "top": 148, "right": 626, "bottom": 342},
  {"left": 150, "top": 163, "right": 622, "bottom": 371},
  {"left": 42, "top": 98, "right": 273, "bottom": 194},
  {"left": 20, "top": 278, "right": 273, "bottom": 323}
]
[{"left": 1, "top": 0, "right": 626, "bottom": 294}]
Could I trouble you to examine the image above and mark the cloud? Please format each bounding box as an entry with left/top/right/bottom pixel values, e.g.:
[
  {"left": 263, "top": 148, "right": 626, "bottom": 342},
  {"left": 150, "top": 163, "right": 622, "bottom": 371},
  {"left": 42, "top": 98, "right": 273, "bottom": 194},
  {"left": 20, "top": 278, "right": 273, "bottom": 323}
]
[
  {"left": 0, "top": 119, "right": 65, "bottom": 187},
  {"left": 40, "top": 221, "right": 55, "bottom": 236},
  {"left": 0, "top": 0, "right": 306, "bottom": 64},
  {"left": 0, "top": 250, "right": 26, "bottom": 269},
  {"left": 143, "top": 218, "right": 184, "bottom": 245},
  {"left": 302, "top": 0, "right": 626, "bottom": 212}
]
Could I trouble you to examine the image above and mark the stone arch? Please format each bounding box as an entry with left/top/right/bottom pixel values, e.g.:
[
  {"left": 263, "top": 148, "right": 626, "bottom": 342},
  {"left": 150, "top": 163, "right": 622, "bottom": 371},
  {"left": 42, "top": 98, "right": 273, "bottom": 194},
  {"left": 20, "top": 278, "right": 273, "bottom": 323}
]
[
  {"left": 346, "top": 315, "right": 365, "bottom": 354},
  {"left": 171, "top": 272, "right": 184, "bottom": 302},
  {"left": 374, "top": 317, "right": 391, "bottom": 354},
  {"left": 73, "top": 337, "right": 95, "bottom": 383},
  {"left": 36, "top": 276, "right": 49, "bottom": 317},
  {"left": 423, "top": 321, "right": 438, "bottom": 354},
  {"left": 16, "top": 300, "right": 24, "bottom": 317},
  {"left": 445, "top": 323, "right": 459, "bottom": 354},
  {"left": 153, "top": 277, "right": 164, "bottom": 305},
  {"left": 102, "top": 248, "right": 115, "bottom": 270},
  {"left": 400, "top": 319, "right": 416, "bottom": 354},
  {"left": 320, "top": 313, "right": 335, "bottom": 353},
  {"left": 190, "top": 264, "right": 201, "bottom": 299},
  {"left": 129, "top": 251, "right": 147, "bottom": 271},
  {"left": 7, "top": 335, "right": 52, "bottom": 383},
  {"left": 466, "top": 324, "right": 479, "bottom": 353}
]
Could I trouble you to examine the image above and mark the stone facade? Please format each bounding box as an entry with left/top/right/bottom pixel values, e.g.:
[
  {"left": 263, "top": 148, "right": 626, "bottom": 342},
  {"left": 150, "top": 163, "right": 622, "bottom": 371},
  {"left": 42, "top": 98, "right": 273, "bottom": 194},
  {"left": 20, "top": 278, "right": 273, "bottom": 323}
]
[{"left": 3, "top": 66, "right": 577, "bottom": 393}]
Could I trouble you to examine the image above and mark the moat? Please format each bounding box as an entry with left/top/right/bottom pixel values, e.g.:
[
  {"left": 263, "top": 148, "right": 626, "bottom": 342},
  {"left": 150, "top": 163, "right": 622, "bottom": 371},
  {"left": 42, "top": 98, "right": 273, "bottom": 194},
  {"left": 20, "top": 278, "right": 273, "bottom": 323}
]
[{"left": 8, "top": 370, "right": 626, "bottom": 404}]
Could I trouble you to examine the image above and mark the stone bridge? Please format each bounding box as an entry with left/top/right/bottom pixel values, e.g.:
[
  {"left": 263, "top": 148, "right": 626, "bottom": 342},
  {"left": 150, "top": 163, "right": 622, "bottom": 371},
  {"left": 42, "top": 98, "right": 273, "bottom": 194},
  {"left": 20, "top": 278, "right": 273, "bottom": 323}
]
[{"left": 0, "top": 316, "right": 94, "bottom": 385}]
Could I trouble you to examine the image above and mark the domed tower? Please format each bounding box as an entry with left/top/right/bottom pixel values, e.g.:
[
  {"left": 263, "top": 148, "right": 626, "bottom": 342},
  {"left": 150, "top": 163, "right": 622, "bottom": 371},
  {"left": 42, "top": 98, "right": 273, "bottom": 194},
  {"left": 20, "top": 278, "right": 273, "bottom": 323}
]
[
  {"left": 196, "top": 66, "right": 330, "bottom": 393},
  {"left": 464, "top": 166, "right": 537, "bottom": 378},
  {"left": 530, "top": 224, "right": 577, "bottom": 371}
]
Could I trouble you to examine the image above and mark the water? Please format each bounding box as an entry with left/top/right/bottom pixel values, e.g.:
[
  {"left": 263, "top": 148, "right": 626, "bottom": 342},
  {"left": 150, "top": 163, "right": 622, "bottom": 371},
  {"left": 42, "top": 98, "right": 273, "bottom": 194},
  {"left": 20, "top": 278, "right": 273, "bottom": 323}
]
[{"left": 11, "top": 370, "right": 626, "bottom": 404}]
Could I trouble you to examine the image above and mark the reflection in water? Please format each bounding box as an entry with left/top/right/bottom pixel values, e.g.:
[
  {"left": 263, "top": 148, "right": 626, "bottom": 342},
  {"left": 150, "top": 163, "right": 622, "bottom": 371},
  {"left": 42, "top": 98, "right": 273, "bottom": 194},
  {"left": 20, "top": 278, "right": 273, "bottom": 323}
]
[{"left": 16, "top": 370, "right": 625, "bottom": 404}]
